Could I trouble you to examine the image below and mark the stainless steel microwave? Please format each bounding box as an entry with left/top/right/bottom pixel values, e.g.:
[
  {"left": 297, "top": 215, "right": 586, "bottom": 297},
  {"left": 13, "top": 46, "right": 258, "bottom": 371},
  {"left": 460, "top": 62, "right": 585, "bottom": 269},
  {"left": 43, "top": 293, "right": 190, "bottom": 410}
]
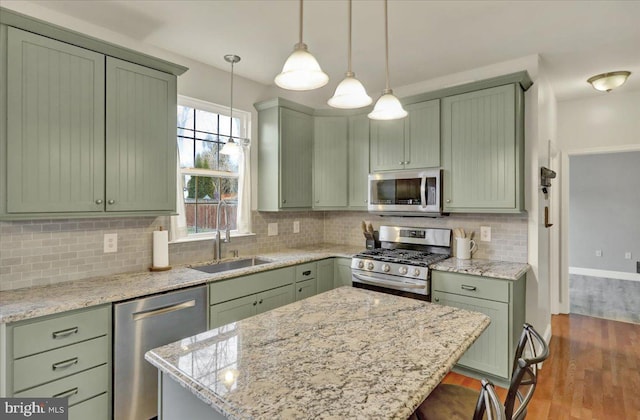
[{"left": 368, "top": 169, "right": 443, "bottom": 216}]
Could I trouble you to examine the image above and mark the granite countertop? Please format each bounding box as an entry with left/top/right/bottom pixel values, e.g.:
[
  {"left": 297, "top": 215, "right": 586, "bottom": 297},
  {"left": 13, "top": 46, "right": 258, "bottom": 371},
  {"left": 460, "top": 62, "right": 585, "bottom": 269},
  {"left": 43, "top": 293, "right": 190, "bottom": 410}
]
[
  {"left": 430, "top": 258, "right": 530, "bottom": 280},
  {"left": 0, "top": 244, "right": 361, "bottom": 324},
  {"left": 145, "top": 287, "right": 490, "bottom": 420}
]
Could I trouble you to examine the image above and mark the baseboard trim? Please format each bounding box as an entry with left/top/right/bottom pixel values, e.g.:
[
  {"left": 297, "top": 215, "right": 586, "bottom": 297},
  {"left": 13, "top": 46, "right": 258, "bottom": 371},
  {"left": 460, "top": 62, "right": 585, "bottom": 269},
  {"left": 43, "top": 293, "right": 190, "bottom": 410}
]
[{"left": 569, "top": 267, "right": 640, "bottom": 282}]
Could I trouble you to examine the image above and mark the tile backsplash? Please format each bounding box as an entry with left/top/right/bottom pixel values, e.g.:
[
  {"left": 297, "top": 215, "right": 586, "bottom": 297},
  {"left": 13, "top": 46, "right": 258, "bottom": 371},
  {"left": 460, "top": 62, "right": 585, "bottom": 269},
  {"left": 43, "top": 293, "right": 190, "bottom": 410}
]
[{"left": 1, "top": 210, "right": 527, "bottom": 291}]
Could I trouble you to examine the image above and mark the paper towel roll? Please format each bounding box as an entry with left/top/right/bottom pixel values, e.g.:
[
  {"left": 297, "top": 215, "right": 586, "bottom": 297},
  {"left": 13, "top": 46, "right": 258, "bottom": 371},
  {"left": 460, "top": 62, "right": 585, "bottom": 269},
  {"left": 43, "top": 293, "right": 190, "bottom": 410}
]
[{"left": 153, "top": 230, "right": 169, "bottom": 268}]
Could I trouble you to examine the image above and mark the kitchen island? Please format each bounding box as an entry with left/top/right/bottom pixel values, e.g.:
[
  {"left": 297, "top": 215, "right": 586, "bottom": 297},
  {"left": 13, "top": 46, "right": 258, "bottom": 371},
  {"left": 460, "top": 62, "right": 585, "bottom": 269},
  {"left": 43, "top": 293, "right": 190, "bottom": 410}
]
[{"left": 145, "top": 287, "right": 490, "bottom": 420}]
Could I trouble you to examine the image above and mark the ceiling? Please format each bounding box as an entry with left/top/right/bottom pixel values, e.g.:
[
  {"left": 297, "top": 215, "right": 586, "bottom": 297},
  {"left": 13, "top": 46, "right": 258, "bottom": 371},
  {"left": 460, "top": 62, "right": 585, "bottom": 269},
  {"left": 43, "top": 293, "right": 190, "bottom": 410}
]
[{"left": 16, "top": 1, "right": 640, "bottom": 102}]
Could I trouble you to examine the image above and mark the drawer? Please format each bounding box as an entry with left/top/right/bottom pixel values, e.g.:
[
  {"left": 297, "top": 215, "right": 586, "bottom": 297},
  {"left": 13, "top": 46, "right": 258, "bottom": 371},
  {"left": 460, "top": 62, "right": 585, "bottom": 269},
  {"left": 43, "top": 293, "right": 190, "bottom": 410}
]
[
  {"left": 14, "top": 364, "right": 108, "bottom": 406},
  {"left": 13, "top": 305, "right": 110, "bottom": 359},
  {"left": 68, "top": 392, "right": 109, "bottom": 420},
  {"left": 295, "top": 262, "right": 316, "bottom": 282},
  {"left": 13, "top": 336, "right": 109, "bottom": 392},
  {"left": 209, "top": 266, "right": 294, "bottom": 305},
  {"left": 431, "top": 271, "right": 509, "bottom": 303}
]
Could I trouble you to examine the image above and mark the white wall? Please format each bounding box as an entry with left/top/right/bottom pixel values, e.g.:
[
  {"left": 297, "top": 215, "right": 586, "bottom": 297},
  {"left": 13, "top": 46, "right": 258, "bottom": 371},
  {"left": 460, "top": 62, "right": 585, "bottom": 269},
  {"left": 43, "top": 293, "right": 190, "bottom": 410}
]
[{"left": 557, "top": 89, "right": 640, "bottom": 312}]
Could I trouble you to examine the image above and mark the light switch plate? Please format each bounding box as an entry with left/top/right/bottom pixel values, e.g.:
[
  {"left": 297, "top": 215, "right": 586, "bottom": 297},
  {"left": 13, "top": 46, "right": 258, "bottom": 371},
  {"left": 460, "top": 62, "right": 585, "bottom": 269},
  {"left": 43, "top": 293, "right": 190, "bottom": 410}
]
[
  {"left": 595, "top": 249, "right": 602, "bottom": 257},
  {"left": 104, "top": 233, "right": 117, "bottom": 253},
  {"left": 268, "top": 223, "right": 278, "bottom": 236},
  {"left": 625, "top": 252, "right": 632, "bottom": 260},
  {"left": 480, "top": 226, "right": 491, "bottom": 242},
  {"left": 293, "top": 221, "right": 300, "bottom": 234}
]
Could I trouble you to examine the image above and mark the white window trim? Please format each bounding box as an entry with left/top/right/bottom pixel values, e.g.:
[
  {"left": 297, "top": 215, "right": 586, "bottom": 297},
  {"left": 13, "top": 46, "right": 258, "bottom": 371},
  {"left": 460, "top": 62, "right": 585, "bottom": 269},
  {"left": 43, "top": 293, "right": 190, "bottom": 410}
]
[{"left": 178, "top": 95, "right": 250, "bottom": 139}]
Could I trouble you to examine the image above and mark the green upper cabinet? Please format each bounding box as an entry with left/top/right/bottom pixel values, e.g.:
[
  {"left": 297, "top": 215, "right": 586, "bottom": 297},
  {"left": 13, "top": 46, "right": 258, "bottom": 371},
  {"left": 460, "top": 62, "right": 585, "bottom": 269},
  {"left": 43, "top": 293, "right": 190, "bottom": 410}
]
[
  {"left": 6, "top": 27, "right": 106, "bottom": 214},
  {"left": 441, "top": 84, "right": 524, "bottom": 213},
  {"left": 256, "top": 99, "right": 313, "bottom": 211},
  {"left": 1, "top": 20, "right": 185, "bottom": 219},
  {"left": 370, "top": 99, "right": 440, "bottom": 172},
  {"left": 348, "top": 114, "right": 370, "bottom": 209},
  {"left": 313, "top": 116, "right": 348, "bottom": 208},
  {"left": 105, "top": 57, "right": 177, "bottom": 212}
]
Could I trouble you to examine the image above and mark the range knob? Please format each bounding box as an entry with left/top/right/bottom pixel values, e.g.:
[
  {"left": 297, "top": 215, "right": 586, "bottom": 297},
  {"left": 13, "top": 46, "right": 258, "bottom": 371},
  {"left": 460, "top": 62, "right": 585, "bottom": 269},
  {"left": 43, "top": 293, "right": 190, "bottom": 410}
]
[
  {"left": 399, "top": 266, "right": 408, "bottom": 275},
  {"left": 413, "top": 268, "right": 421, "bottom": 277},
  {"left": 382, "top": 264, "right": 391, "bottom": 273},
  {"left": 357, "top": 260, "right": 364, "bottom": 269},
  {"left": 366, "top": 262, "right": 375, "bottom": 270}
]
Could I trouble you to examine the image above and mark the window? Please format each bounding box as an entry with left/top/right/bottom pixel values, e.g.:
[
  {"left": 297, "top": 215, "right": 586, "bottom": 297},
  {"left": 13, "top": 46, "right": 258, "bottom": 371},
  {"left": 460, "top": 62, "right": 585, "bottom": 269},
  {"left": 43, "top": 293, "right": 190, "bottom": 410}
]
[{"left": 174, "top": 96, "right": 250, "bottom": 239}]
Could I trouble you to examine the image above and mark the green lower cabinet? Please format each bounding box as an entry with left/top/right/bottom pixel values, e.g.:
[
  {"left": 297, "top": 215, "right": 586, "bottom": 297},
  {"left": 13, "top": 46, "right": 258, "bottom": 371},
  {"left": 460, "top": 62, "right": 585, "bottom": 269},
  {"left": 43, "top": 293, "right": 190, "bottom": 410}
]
[
  {"left": 334, "top": 258, "right": 352, "bottom": 287},
  {"left": 431, "top": 271, "right": 525, "bottom": 383},
  {"left": 257, "top": 285, "right": 295, "bottom": 314},
  {"left": 317, "top": 259, "right": 335, "bottom": 293},
  {"left": 68, "top": 392, "right": 109, "bottom": 420},
  {"left": 209, "top": 295, "right": 258, "bottom": 328},
  {"left": 295, "top": 278, "right": 317, "bottom": 301}
]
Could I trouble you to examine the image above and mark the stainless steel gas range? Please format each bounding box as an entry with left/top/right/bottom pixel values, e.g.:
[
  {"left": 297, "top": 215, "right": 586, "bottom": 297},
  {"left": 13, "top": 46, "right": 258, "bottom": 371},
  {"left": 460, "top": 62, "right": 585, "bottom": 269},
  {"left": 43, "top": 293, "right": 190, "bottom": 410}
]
[{"left": 351, "top": 226, "right": 452, "bottom": 300}]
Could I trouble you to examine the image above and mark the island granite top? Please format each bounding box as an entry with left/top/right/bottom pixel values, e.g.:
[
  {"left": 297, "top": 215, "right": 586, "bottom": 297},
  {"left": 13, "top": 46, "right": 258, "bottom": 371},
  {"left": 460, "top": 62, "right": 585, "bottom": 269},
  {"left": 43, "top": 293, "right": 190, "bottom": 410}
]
[
  {"left": 0, "top": 243, "right": 528, "bottom": 324},
  {"left": 145, "top": 286, "right": 490, "bottom": 420}
]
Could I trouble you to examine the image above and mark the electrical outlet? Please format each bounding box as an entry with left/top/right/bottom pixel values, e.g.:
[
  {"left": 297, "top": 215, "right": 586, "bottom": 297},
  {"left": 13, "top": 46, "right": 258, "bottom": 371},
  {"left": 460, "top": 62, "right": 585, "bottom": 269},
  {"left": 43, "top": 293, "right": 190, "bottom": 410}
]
[
  {"left": 104, "top": 233, "right": 117, "bottom": 253},
  {"left": 625, "top": 252, "right": 632, "bottom": 260},
  {"left": 595, "top": 249, "right": 602, "bottom": 257},
  {"left": 293, "top": 221, "right": 300, "bottom": 234},
  {"left": 480, "top": 226, "right": 491, "bottom": 242},
  {"left": 267, "top": 223, "right": 278, "bottom": 236}
]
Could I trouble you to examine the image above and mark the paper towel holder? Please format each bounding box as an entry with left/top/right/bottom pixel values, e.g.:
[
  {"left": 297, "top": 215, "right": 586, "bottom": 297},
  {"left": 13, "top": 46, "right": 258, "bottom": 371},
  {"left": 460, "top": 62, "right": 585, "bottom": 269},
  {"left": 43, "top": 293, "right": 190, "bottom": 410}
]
[{"left": 150, "top": 226, "right": 172, "bottom": 272}]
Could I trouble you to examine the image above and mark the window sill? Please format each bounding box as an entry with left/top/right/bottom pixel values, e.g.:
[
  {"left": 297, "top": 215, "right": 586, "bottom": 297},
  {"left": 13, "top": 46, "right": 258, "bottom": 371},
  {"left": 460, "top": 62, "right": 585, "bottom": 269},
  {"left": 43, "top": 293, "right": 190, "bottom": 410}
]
[{"left": 169, "top": 231, "right": 256, "bottom": 245}]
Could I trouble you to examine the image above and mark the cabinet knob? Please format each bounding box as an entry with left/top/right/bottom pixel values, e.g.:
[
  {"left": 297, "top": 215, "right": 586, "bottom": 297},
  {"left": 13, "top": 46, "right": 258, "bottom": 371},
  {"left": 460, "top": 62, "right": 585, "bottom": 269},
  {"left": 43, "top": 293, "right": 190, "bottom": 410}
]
[
  {"left": 364, "top": 199, "right": 368, "bottom": 203},
  {"left": 258, "top": 299, "right": 263, "bottom": 304},
  {"left": 446, "top": 199, "right": 451, "bottom": 203},
  {"left": 298, "top": 288, "right": 302, "bottom": 293},
  {"left": 95, "top": 199, "right": 103, "bottom": 205},
  {"left": 398, "top": 161, "right": 404, "bottom": 165},
  {"left": 108, "top": 200, "right": 115, "bottom": 205},
  {"left": 434, "top": 297, "right": 440, "bottom": 302},
  {"left": 315, "top": 200, "right": 320, "bottom": 204},
  {"left": 253, "top": 301, "right": 257, "bottom": 306},
  {"left": 282, "top": 199, "right": 287, "bottom": 204}
]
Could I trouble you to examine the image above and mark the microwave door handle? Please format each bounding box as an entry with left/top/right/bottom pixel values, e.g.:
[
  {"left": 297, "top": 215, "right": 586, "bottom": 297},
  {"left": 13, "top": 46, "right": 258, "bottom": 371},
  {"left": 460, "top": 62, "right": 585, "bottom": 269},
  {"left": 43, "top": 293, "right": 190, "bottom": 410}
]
[{"left": 420, "top": 176, "right": 427, "bottom": 210}]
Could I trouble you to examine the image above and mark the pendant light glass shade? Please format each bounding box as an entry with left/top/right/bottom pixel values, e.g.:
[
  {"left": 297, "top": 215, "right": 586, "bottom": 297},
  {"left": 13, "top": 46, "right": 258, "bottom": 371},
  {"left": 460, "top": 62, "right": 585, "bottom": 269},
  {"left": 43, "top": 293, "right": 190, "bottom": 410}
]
[
  {"left": 587, "top": 71, "right": 631, "bottom": 92},
  {"left": 275, "top": 0, "right": 328, "bottom": 91},
  {"left": 368, "top": 0, "right": 406, "bottom": 120},
  {"left": 220, "top": 138, "right": 239, "bottom": 156},
  {"left": 275, "top": 43, "right": 328, "bottom": 90},
  {"left": 328, "top": 72, "right": 372, "bottom": 108},
  {"left": 368, "top": 89, "right": 407, "bottom": 120}
]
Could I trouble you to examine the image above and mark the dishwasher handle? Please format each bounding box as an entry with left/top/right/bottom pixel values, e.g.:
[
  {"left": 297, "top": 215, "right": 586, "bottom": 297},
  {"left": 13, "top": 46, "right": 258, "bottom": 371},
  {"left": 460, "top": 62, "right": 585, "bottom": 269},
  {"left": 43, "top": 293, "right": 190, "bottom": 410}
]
[{"left": 132, "top": 300, "right": 196, "bottom": 321}]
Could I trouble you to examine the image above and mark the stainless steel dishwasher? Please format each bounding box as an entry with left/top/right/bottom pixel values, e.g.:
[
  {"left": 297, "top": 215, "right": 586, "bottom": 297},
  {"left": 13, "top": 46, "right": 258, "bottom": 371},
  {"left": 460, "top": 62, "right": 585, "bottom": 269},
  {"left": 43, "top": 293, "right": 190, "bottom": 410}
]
[{"left": 114, "top": 285, "right": 208, "bottom": 420}]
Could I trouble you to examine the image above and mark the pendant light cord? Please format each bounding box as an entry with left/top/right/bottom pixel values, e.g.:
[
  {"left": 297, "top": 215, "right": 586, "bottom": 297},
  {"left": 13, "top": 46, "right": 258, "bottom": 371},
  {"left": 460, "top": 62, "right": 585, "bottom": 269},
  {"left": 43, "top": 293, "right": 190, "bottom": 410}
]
[
  {"left": 229, "top": 59, "right": 234, "bottom": 139},
  {"left": 384, "top": 0, "right": 390, "bottom": 91},
  {"left": 299, "top": 0, "right": 304, "bottom": 45},
  {"left": 348, "top": 0, "right": 352, "bottom": 73}
]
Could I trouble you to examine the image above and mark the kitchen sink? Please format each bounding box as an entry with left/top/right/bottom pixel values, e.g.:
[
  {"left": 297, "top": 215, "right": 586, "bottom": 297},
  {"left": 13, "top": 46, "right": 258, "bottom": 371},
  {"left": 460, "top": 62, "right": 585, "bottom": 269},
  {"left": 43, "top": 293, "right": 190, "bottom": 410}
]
[{"left": 191, "top": 257, "right": 272, "bottom": 274}]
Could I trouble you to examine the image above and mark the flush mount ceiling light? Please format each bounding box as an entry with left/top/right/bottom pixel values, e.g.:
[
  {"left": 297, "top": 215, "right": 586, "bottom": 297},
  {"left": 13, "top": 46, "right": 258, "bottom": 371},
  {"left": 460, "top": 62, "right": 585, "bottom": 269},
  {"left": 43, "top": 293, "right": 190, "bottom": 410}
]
[
  {"left": 587, "top": 71, "right": 631, "bottom": 92},
  {"left": 368, "top": 0, "right": 407, "bottom": 120},
  {"left": 275, "top": 0, "right": 328, "bottom": 91},
  {"left": 328, "top": 0, "right": 372, "bottom": 109},
  {"left": 220, "top": 54, "right": 241, "bottom": 156}
]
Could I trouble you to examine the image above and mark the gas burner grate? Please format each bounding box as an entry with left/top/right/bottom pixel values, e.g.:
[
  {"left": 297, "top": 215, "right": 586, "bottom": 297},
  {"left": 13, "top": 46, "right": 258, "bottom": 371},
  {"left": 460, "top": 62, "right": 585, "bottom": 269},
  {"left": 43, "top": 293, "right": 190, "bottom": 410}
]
[{"left": 355, "top": 248, "right": 449, "bottom": 267}]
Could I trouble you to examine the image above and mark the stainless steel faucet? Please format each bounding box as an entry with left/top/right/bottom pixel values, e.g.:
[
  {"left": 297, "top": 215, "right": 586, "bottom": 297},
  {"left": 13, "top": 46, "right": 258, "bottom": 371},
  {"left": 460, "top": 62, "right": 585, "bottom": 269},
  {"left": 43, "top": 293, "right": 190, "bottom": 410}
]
[{"left": 215, "top": 199, "right": 231, "bottom": 260}]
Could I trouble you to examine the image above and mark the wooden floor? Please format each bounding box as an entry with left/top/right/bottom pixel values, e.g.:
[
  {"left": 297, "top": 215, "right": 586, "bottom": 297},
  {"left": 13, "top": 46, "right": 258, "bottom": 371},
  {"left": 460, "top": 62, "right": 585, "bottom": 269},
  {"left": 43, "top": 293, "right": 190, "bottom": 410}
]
[{"left": 442, "top": 314, "right": 640, "bottom": 419}]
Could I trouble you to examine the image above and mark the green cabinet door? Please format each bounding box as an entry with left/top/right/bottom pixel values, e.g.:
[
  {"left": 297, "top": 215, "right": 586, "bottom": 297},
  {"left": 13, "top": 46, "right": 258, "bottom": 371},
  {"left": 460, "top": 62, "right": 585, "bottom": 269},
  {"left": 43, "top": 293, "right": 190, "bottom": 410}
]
[
  {"left": 256, "top": 284, "right": 295, "bottom": 314},
  {"left": 433, "top": 290, "right": 509, "bottom": 378},
  {"left": 317, "top": 259, "right": 335, "bottom": 293},
  {"left": 370, "top": 119, "right": 405, "bottom": 172},
  {"left": 348, "top": 115, "right": 370, "bottom": 209},
  {"left": 442, "top": 84, "right": 523, "bottom": 212},
  {"left": 334, "top": 258, "right": 352, "bottom": 287},
  {"left": 209, "top": 295, "right": 257, "bottom": 329},
  {"left": 6, "top": 27, "right": 105, "bottom": 213},
  {"left": 280, "top": 108, "right": 313, "bottom": 208},
  {"left": 105, "top": 57, "right": 177, "bottom": 212},
  {"left": 404, "top": 100, "right": 440, "bottom": 169},
  {"left": 295, "top": 278, "right": 317, "bottom": 301},
  {"left": 313, "top": 116, "right": 348, "bottom": 208}
]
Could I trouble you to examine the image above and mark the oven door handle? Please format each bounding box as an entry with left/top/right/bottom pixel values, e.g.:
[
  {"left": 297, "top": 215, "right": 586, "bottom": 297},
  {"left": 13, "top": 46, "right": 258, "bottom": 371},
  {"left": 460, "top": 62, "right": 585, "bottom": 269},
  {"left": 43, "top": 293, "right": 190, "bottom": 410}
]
[{"left": 352, "top": 273, "right": 426, "bottom": 290}]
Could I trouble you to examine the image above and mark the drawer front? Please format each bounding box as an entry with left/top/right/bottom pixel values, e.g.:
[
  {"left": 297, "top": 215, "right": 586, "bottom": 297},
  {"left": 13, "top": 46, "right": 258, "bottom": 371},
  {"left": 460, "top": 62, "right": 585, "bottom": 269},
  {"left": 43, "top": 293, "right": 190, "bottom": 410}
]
[
  {"left": 13, "top": 336, "right": 109, "bottom": 392},
  {"left": 209, "top": 267, "right": 294, "bottom": 305},
  {"left": 68, "top": 392, "right": 109, "bottom": 420},
  {"left": 295, "top": 262, "right": 316, "bottom": 282},
  {"left": 295, "top": 278, "right": 317, "bottom": 301},
  {"left": 13, "top": 305, "right": 110, "bottom": 359},
  {"left": 14, "top": 364, "right": 108, "bottom": 406},
  {"left": 431, "top": 271, "right": 509, "bottom": 303}
]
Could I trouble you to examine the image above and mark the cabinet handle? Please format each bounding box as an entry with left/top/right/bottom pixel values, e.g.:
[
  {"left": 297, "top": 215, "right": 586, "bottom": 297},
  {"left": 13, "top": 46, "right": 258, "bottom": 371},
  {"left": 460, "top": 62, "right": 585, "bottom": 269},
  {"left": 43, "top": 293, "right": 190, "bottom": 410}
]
[
  {"left": 53, "top": 387, "right": 79, "bottom": 399},
  {"left": 52, "top": 326, "right": 78, "bottom": 339},
  {"left": 108, "top": 199, "right": 115, "bottom": 205},
  {"left": 446, "top": 199, "right": 451, "bottom": 203},
  {"left": 461, "top": 285, "right": 477, "bottom": 291},
  {"left": 253, "top": 301, "right": 257, "bottom": 306},
  {"left": 303, "top": 270, "right": 311, "bottom": 276},
  {"left": 52, "top": 357, "right": 79, "bottom": 371},
  {"left": 315, "top": 200, "right": 320, "bottom": 203},
  {"left": 258, "top": 299, "right": 263, "bottom": 304},
  {"left": 95, "top": 199, "right": 103, "bottom": 205}
]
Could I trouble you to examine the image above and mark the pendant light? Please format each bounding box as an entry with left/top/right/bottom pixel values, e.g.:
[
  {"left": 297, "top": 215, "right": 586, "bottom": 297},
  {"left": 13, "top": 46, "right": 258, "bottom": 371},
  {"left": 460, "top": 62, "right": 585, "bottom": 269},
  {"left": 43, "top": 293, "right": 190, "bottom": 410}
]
[
  {"left": 275, "top": 0, "right": 328, "bottom": 91},
  {"left": 220, "top": 54, "right": 240, "bottom": 156},
  {"left": 368, "top": 0, "right": 407, "bottom": 120},
  {"left": 328, "top": 0, "right": 372, "bottom": 109}
]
